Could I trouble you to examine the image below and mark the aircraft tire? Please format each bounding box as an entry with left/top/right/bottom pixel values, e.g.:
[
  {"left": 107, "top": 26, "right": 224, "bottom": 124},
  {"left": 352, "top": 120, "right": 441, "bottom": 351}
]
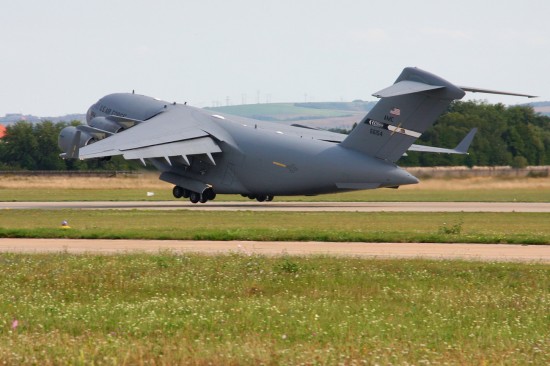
[
  {"left": 199, "top": 195, "right": 208, "bottom": 203},
  {"left": 172, "top": 186, "right": 184, "bottom": 198},
  {"left": 182, "top": 189, "right": 190, "bottom": 198},
  {"left": 204, "top": 188, "right": 216, "bottom": 201},
  {"left": 247, "top": 194, "right": 256, "bottom": 200},
  {"left": 189, "top": 192, "right": 200, "bottom": 204},
  {"left": 266, "top": 195, "right": 274, "bottom": 202},
  {"left": 256, "top": 195, "right": 267, "bottom": 202}
]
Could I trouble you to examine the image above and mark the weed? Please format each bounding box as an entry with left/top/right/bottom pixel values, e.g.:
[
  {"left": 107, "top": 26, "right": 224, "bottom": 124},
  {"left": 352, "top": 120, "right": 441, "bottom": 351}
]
[
  {"left": 0, "top": 254, "right": 547, "bottom": 364},
  {"left": 277, "top": 257, "right": 300, "bottom": 273},
  {"left": 439, "top": 219, "right": 464, "bottom": 235}
]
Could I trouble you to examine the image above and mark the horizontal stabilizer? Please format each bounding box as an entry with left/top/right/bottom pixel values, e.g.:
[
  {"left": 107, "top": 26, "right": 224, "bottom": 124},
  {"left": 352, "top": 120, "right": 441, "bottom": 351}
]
[
  {"left": 408, "top": 128, "right": 477, "bottom": 154},
  {"left": 459, "top": 86, "right": 537, "bottom": 98},
  {"left": 372, "top": 80, "right": 445, "bottom": 98}
]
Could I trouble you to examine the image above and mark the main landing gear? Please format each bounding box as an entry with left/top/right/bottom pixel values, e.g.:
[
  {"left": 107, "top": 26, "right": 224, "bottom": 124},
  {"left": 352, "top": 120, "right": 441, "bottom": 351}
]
[
  {"left": 173, "top": 186, "right": 275, "bottom": 204},
  {"left": 241, "top": 194, "right": 274, "bottom": 202},
  {"left": 173, "top": 186, "right": 216, "bottom": 204}
]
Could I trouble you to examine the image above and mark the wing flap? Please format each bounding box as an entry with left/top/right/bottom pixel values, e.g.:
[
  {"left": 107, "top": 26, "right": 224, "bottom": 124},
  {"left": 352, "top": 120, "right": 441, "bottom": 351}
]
[
  {"left": 78, "top": 107, "right": 223, "bottom": 161},
  {"left": 122, "top": 137, "right": 221, "bottom": 160}
]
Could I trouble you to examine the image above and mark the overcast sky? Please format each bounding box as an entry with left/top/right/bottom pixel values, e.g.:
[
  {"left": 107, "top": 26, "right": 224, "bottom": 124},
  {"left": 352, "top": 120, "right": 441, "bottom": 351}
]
[{"left": 1, "top": 0, "right": 549, "bottom": 116}]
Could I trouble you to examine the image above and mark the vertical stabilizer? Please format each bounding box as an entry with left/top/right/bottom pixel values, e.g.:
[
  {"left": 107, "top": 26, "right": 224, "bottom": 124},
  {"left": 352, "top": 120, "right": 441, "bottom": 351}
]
[{"left": 341, "top": 67, "right": 465, "bottom": 162}]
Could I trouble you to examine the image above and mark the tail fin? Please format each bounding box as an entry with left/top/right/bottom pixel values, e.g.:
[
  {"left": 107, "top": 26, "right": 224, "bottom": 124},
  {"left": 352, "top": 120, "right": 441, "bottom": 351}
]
[{"left": 341, "top": 67, "right": 465, "bottom": 162}]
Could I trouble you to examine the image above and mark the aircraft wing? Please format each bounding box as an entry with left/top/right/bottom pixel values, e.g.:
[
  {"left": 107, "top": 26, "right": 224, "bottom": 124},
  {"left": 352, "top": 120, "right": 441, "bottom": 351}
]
[
  {"left": 289, "top": 124, "right": 347, "bottom": 143},
  {"left": 408, "top": 128, "right": 477, "bottom": 155},
  {"left": 289, "top": 124, "right": 477, "bottom": 155},
  {"left": 78, "top": 108, "right": 222, "bottom": 164}
]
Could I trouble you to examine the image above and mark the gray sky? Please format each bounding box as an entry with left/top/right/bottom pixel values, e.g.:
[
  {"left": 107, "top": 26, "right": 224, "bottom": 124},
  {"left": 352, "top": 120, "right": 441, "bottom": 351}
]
[{"left": 1, "top": 0, "right": 549, "bottom": 116}]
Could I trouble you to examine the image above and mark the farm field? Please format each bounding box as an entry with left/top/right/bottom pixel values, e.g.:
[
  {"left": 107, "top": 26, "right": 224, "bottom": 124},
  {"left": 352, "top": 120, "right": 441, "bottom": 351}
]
[{"left": 0, "top": 253, "right": 548, "bottom": 365}]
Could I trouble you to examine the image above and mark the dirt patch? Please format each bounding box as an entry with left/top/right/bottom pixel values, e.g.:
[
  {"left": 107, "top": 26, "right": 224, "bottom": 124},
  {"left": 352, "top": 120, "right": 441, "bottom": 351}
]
[
  {"left": 1, "top": 238, "right": 548, "bottom": 263},
  {"left": 400, "top": 176, "right": 550, "bottom": 191},
  {"left": 0, "top": 173, "right": 167, "bottom": 190}
]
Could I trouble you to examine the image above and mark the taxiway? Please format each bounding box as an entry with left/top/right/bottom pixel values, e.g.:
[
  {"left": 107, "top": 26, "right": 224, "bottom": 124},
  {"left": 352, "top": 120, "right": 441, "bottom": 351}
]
[{"left": 1, "top": 201, "right": 549, "bottom": 212}]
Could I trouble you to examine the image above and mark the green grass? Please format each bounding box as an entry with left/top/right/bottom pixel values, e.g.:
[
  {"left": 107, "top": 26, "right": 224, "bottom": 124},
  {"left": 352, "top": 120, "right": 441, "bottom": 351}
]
[
  {"left": 1, "top": 210, "right": 549, "bottom": 244},
  {"left": 0, "top": 253, "right": 548, "bottom": 364},
  {"left": 1, "top": 186, "right": 549, "bottom": 202}
]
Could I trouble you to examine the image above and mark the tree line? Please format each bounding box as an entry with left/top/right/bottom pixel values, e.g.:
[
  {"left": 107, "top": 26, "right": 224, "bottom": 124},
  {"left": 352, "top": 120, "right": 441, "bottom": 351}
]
[
  {"left": 400, "top": 101, "right": 550, "bottom": 167},
  {"left": 0, "top": 101, "right": 548, "bottom": 170},
  {"left": 0, "top": 121, "right": 139, "bottom": 171}
]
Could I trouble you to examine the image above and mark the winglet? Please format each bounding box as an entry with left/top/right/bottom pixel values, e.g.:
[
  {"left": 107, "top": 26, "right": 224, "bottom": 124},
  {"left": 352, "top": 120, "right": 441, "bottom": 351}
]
[{"left": 454, "top": 128, "right": 477, "bottom": 154}]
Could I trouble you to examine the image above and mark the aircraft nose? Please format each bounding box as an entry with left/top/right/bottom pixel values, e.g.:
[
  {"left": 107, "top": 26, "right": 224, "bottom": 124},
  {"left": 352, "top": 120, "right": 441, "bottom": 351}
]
[{"left": 86, "top": 104, "right": 97, "bottom": 124}]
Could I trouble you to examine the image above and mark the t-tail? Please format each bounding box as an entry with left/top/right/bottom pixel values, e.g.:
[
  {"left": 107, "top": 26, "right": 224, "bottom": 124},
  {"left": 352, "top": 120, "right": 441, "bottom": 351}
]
[{"left": 340, "top": 67, "right": 466, "bottom": 162}]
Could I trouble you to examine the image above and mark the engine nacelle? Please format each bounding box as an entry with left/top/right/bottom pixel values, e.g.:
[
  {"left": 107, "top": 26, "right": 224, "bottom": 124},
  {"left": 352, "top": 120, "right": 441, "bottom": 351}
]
[
  {"left": 58, "top": 126, "right": 94, "bottom": 153},
  {"left": 88, "top": 116, "right": 124, "bottom": 133}
]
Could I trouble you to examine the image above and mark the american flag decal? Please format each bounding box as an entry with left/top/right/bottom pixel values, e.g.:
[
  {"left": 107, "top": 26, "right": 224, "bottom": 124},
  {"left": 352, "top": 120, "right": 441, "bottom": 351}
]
[{"left": 389, "top": 107, "right": 401, "bottom": 116}]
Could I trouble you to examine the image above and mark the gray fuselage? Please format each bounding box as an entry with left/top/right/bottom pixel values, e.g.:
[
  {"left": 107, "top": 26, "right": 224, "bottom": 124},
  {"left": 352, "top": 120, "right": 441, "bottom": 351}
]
[{"left": 86, "top": 94, "right": 418, "bottom": 196}]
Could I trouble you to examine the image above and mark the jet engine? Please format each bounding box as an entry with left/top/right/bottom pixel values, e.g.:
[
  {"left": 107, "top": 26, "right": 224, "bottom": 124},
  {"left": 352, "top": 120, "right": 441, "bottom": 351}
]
[
  {"left": 88, "top": 116, "right": 124, "bottom": 133},
  {"left": 58, "top": 126, "right": 95, "bottom": 153}
]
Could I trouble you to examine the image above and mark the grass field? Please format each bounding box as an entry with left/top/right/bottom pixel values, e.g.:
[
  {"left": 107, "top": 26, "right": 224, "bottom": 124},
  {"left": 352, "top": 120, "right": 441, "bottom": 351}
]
[
  {"left": 0, "top": 253, "right": 547, "bottom": 365},
  {"left": 1, "top": 210, "right": 549, "bottom": 244},
  {"left": 1, "top": 175, "right": 548, "bottom": 364},
  {"left": 206, "top": 103, "right": 355, "bottom": 120},
  {"left": 1, "top": 174, "right": 549, "bottom": 202}
]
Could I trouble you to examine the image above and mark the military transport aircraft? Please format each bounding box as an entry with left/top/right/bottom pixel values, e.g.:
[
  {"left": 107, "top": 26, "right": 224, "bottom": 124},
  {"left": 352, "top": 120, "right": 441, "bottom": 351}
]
[{"left": 58, "top": 67, "right": 535, "bottom": 203}]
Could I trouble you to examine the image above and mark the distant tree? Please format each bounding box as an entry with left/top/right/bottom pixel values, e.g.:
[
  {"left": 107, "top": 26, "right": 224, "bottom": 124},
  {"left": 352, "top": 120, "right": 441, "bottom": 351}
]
[
  {"left": 0, "top": 120, "right": 141, "bottom": 171},
  {"left": 400, "top": 101, "right": 550, "bottom": 167},
  {"left": 1, "top": 121, "right": 39, "bottom": 169},
  {"left": 34, "top": 121, "right": 67, "bottom": 170},
  {"left": 2, "top": 102, "right": 550, "bottom": 170}
]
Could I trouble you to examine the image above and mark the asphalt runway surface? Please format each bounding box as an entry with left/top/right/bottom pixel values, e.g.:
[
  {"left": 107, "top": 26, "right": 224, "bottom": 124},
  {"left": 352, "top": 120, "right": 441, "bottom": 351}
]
[
  {"left": 1, "top": 239, "right": 549, "bottom": 263},
  {"left": 1, "top": 201, "right": 550, "bottom": 212}
]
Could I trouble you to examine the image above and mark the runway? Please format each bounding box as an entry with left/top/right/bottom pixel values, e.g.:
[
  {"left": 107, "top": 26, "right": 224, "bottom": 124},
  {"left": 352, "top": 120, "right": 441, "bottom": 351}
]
[
  {"left": 1, "top": 201, "right": 550, "bottom": 212},
  {"left": 0, "top": 238, "right": 549, "bottom": 263}
]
